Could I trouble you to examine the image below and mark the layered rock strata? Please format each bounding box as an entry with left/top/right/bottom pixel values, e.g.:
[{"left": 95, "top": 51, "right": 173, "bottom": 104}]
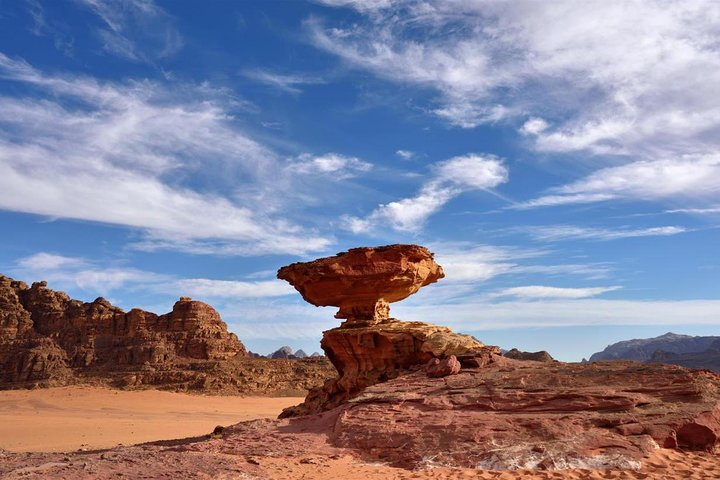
[
  {"left": 0, "top": 275, "right": 334, "bottom": 394},
  {"left": 277, "top": 244, "right": 444, "bottom": 325},
  {"left": 332, "top": 357, "right": 720, "bottom": 468},
  {"left": 278, "top": 244, "right": 498, "bottom": 416},
  {"left": 4, "top": 359, "right": 719, "bottom": 475}
]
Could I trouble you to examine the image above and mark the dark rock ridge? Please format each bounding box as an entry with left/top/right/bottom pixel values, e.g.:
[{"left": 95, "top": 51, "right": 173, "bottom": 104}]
[
  {"left": 649, "top": 339, "right": 720, "bottom": 372},
  {"left": 0, "top": 274, "right": 334, "bottom": 394},
  {"left": 589, "top": 332, "right": 720, "bottom": 362},
  {"left": 504, "top": 348, "right": 555, "bottom": 362}
]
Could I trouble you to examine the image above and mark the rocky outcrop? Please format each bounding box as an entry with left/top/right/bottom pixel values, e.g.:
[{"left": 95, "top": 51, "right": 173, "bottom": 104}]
[
  {"left": 5, "top": 359, "right": 720, "bottom": 476},
  {"left": 278, "top": 244, "right": 444, "bottom": 325},
  {"left": 504, "top": 348, "right": 555, "bottom": 362},
  {"left": 329, "top": 358, "right": 720, "bottom": 469},
  {"left": 589, "top": 332, "right": 720, "bottom": 362},
  {"left": 0, "top": 274, "right": 334, "bottom": 394},
  {"left": 278, "top": 245, "right": 499, "bottom": 417}
]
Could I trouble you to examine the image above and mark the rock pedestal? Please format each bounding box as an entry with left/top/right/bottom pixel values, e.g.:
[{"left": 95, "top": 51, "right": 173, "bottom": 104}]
[{"left": 278, "top": 244, "right": 499, "bottom": 417}]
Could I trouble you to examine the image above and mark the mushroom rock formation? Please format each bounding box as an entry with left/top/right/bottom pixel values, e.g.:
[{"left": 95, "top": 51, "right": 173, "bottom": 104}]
[
  {"left": 278, "top": 244, "right": 500, "bottom": 417},
  {"left": 277, "top": 244, "right": 445, "bottom": 325}
]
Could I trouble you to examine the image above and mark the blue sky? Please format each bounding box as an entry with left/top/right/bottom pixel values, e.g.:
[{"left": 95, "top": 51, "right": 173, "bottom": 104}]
[{"left": 0, "top": 0, "right": 718, "bottom": 360}]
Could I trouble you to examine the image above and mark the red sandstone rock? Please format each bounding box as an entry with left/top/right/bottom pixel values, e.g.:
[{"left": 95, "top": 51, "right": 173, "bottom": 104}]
[
  {"left": 3, "top": 360, "right": 720, "bottom": 476},
  {"left": 278, "top": 245, "right": 498, "bottom": 417},
  {"left": 281, "top": 318, "right": 497, "bottom": 417},
  {"left": 0, "top": 274, "right": 334, "bottom": 394},
  {"left": 277, "top": 244, "right": 444, "bottom": 324},
  {"left": 330, "top": 358, "right": 720, "bottom": 469},
  {"left": 425, "top": 355, "right": 461, "bottom": 378}
]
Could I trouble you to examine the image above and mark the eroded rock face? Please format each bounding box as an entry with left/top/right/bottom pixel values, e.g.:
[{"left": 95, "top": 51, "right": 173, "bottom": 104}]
[
  {"left": 278, "top": 244, "right": 499, "bottom": 417},
  {"left": 4, "top": 360, "right": 719, "bottom": 477},
  {"left": 0, "top": 274, "right": 335, "bottom": 394},
  {"left": 332, "top": 358, "right": 720, "bottom": 468},
  {"left": 277, "top": 244, "right": 444, "bottom": 324},
  {"left": 282, "top": 319, "right": 497, "bottom": 416}
]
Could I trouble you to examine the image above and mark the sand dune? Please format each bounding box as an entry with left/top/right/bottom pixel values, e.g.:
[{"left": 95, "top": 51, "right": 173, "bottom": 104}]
[{"left": 0, "top": 386, "right": 302, "bottom": 452}]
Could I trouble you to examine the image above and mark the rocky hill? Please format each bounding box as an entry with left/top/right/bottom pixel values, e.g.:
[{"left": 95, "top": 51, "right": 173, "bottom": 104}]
[
  {"left": 589, "top": 332, "right": 720, "bottom": 362},
  {"left": 649, "top": 339, "right": 720, "bottom": 372},
  {"left": 0, "top": 274, "right": 334, "bottom": 395}
]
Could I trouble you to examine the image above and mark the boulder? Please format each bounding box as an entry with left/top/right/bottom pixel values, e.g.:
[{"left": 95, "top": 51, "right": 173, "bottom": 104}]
[
  {"left": 277, "top": 244, "right": 444, "bottom": 325},
  {"left": 504, "top": 348, "right": 555, "bottom": 362},
  {"left": 425, "top": 355, "right": 461, "bottom": 378}
]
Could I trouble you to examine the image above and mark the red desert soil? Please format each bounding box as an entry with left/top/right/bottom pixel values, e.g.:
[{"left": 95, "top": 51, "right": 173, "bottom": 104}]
[{"left": 0, "top": 386, "right": 303, "bottom": 452}]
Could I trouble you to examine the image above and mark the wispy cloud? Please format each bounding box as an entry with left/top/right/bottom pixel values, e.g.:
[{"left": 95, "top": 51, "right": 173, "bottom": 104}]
[
  {"left": 25, "top": 0, "right": 74, "bottom": 56},
  {"left": 0, "top": 52, "right": 333, "bottom": 256},
  {"left": 12, "top": 252, "right": 294, "bottom": 300},
  {"left": 519, "top": 156, "right": 720, "bottom": 208},
  {"left": 521, "top": 225, "right": 688, "bottom": 242},
  {"left": 242, "top": 68, "right": 326, "bottom": 94},
  {"left": 172, "top": 278, "right": 293, "bottom": 298},
  {"left": 665, "top": 206, "right": 720, "bottom": 215},
  {"left": 79, "top": 0, "right": 183, "bottom": 62},
  {"left": 395, "top": 149, "right": 415, "bottom": 160},
  {"left": 310, "top": 1, "right": 720, "bottom": 211},
  {"left": 394, "top": 299, "right": 720, "bottom": 331},
  {"left": 286, "top": 153, "right": 372, "bottom": 179},
  {"left": 343, "top": 154, "right": 508, "bottom": 233},
  {"left": 401, "top": 242, "right": 614, "bottom": 303},
  {"left": 493, "top": 285, "right": 622, "bottom": 300}
]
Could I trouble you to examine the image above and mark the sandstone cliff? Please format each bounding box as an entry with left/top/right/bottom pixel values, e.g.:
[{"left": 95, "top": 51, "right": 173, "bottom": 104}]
[{"left": 0, "top": 274, "right": 333, "bottom": 395}]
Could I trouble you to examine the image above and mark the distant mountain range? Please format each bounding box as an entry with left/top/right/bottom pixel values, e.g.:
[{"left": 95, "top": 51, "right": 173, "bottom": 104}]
[
  {"left": 589, "top": 332, "right": 720, "bottom": 372},
  {"left": 248, "top": 346, "right": 323, "bottom": 360}
]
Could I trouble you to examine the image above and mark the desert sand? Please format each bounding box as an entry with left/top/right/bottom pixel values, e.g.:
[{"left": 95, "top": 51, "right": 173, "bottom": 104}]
[
  {"left": 258, "top": 450, "right": 720, "bottom": 480},
  {"left": 0, "top": 386, "right": 303, "bottom": 452}
]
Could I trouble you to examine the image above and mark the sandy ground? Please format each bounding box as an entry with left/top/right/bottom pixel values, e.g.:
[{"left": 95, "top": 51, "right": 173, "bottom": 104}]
[
  {"left": 1, "top": 387, "right": 719, "bottom": 479},
  {"left": 257, "top": 449, "right": 720, "bottom": 480},
  {"left": 0, "top": 386, "right": 302, "bottom": 452}
]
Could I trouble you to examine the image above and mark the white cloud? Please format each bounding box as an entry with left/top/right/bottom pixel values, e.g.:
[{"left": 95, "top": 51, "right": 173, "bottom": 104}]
[
  {"left": 0, "top": 52, "right": 332, "bottom": 255},
  {"left": 242, "top": 69, "right": 326, "bottom": 94},
  {"left": 519, "top": 117, "right": 549, "bottom": 136},
  {"left": 493, "top": 285, "right": 622, "bottom": 300},
  {"left": 398, "top": 242, "right": 613, "bottom": 304},
  {"left": 343, "top": 154, "right": 508, "bottom": 233},
  {"left": 173, "top": 278, "right": 294, "bottom": 298},
  {"left": 79, "top": 0, "right": 183, "bottom": 62},
  {"left": 287, "top": 153, "right": 372, "bottom": 179},
  {"left": 12, "top": 252, "right": 296, "bottom": 299},
  {"left": 13, "top": 252, "right": 162, "bottom": 295},
  {"left": 394, "top": 299, "right": 720, "bottom": 331},
  {"left": 311, "top": 1, "right": 720, "bottom": 209},
  {"left": 666, "top": 206, "right": 720, "bottom": 215},
  {"left": 395, "top": 149, "right": 414, "bottom": 160},
  {"left": 522, "top": 156, "right": 720, "bottom": 208},
  {"left": 522, "top": 225, "right": 687, "bottom": 242},
  {"left": 16, "top": 252, "right": 86, "bottom": 271}
]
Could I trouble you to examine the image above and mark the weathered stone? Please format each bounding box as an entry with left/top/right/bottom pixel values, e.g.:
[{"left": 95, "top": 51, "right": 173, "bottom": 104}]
[
  {"left": 504, "top": 348, "right": 556, "bottom": 362},
  {"left": 425, "top": 355, "right": 461, "bottom": 378},
  {"left": 277, "top": 244, "right": 444, "bottom": 324},
  {"left": 0, "top": 274, "right": 335, "bottom": 395}
]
